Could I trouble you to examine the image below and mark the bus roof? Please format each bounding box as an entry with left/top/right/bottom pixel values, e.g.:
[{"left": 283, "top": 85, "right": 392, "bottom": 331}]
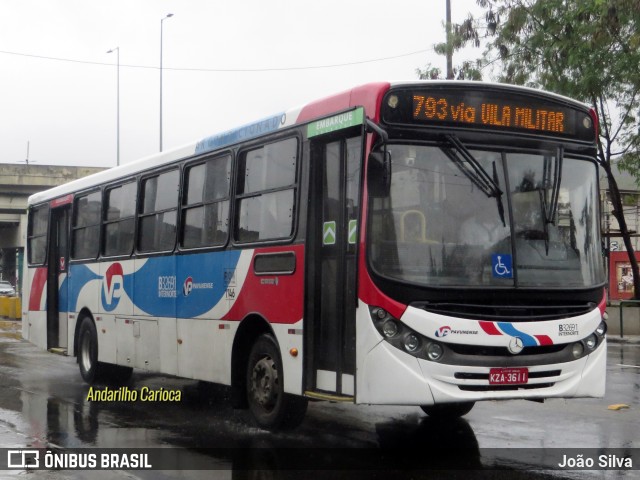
[
  {"left": 27, "top": 80, "right": 589, "bottom": 207},
  {"left": 27, "top": 81, "right": 391, "bottom": 206}
]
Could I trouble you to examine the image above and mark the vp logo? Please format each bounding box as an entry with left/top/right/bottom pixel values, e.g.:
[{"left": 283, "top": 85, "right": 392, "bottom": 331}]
[
  {"left": 435, "top": 326, "right": 451, "bottom": 338},
  {"left": 101, "top": 263, "right": 124, "bottom": 312},
  {"left": 183, "top": 276, "right": 193, "bottom": 297}
]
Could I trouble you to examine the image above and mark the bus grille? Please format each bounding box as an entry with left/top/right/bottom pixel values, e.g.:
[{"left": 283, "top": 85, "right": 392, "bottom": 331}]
[
  {"left": 413, "top": 302, "right": 595, "bottom": 321},
  {"left": 458, "top": 383, "right": 556, "bottom": 392},
  {"left": 448, "top": 344, "right": 566, "bottom": 357}
]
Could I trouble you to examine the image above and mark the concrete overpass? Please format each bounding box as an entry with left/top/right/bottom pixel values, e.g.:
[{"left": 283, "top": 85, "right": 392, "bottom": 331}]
[{"left": 0, "top": 164, "right": 104, "bottom": 293}]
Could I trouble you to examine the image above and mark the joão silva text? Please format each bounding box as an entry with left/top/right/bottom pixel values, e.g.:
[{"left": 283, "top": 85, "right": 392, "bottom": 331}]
[
  {"left": 558, "top": 454, "right": 632, "bottom": 469},
  {"left": 87, "top": 386, "right": 181, "bottom": 402}
]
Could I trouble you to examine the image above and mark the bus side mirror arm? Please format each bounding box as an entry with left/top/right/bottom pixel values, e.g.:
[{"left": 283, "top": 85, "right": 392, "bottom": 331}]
[
  {"left": 366, "top": 118, "right": 388, "bottom": 149},
  {"left": 366, "top": 119, "right": 392, "bottom": 195}
]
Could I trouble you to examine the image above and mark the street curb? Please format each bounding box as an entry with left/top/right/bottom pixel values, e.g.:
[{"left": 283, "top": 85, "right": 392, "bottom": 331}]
[{"left": 607, "top": 335, "right": 640, "bottom": 345}]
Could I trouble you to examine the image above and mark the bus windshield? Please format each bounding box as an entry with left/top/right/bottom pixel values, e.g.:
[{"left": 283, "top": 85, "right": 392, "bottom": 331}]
[{"left": 369, "top": 143, "right": 604, "bottom": 288}]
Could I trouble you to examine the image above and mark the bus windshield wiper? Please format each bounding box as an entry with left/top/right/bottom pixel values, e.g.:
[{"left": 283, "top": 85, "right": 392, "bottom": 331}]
[
  {"left": 542, "top": 146, "right": 564, "bottom": 226},
  {"left": 538, "top": 146, "right": 563, "bottom": 255},
  {"left": 442, "top": 134, "right": 506, "bottom": 226}
]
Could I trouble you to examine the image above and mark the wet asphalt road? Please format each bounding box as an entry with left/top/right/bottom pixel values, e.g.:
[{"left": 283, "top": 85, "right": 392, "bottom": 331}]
[{"left": 0, "top": 320, "right": 637, "bottom": 479}]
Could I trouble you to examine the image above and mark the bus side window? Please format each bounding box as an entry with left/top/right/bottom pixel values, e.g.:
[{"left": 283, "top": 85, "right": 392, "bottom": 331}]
[
  {"left": 27, "top": 204, "right": 50, "bottom": 265},
  {"left": 138, "top": 169, "right": 180, "bottom": 253},
  {"left": 235, "top": 138, "right": 298, "bottom": 243},
  {"left": 181, "top": 154, "right": 231, "bottom": 249},
  {"left": 72, "top": 190, "right": 101, "bottom": 260},
  {"left": 104, "top": 181, "right": 137, "bottom": 257}
]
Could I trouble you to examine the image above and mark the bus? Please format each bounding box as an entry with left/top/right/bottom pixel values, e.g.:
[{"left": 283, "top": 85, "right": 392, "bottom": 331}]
[{"left": 24, "top": 81, "right": 607, "bottom": 429}]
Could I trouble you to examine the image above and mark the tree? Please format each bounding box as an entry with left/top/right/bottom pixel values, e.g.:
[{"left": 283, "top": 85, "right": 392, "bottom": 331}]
[
  {"left": 472, "top": 0, "right": 640, "bottom": 297},
  {"left": 416, "top": 2, "right": 483, "bottom": 81}
]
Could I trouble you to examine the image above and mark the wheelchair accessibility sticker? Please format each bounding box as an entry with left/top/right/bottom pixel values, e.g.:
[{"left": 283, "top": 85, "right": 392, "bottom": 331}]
[{"left": 492, "top": 254, "right": 513, "bottom": 278}]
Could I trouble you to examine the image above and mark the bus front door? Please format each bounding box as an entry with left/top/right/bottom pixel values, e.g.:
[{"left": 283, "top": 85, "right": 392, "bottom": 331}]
[
  {"left": 306, "top": 136, "right": 362, "bottom": 398},
  {"left": 46, "top": 205, "right": 70, "bottom": 351}
]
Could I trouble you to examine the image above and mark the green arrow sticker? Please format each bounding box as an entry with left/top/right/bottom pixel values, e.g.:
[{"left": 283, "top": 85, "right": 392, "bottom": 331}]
[
  {"left": 323, "top": 221, "right": 336, "bottom": 245},
  {"left": 348, "top": 219, "right": 357, "bottom": 244}
]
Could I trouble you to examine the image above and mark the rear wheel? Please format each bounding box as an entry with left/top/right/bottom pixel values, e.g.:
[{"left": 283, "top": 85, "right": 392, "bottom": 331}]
[
  {"left": 77, "top": 316, "right": 106, "bottom": 384},
  {"left": 420, "top": 401, "right": 475, "bottom": 419},
  {"left": 77, "top": 316, "right": 132, "bottom": 385},
  {"left": 246, "top": 334, "right": 307, "bottom": 430}
]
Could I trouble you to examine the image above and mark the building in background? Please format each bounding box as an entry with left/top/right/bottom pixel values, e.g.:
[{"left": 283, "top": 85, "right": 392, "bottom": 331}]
[
  {"left": 0, "top": 164, "right": 104, "bottom": 296},
  {"left": 601, "top": 164, "right": 640, "bottom": 301}
]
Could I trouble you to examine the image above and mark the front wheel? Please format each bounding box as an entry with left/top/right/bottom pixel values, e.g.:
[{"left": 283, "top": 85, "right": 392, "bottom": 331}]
[
  {"left": 420, "top": 401, "right": 475, "bottom": 419},
  {"left": 246, "top": 334, "right": 307, "bottom": 430}
]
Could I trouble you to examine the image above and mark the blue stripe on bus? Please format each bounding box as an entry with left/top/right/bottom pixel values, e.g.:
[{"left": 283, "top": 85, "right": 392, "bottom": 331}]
[
  {"left": 195, "top": 113, "right": 285, "bottom": 154},
  {"left": 64, "top": 250, "right": 243, "bottom": 317},
  {"left": 496, "top": 322, "right": 538, "bottom": 347},
  {"left": 65, "top": 265, "right": 102, "bottom": 313}
]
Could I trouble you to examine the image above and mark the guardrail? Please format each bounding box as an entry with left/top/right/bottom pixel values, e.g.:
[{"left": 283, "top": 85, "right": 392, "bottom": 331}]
[
  {"left": 0, "top": 296, "right": 21, "bottom": 320},
  {"left": 617, "top": 300, "right": 640, "bottom": 338}
]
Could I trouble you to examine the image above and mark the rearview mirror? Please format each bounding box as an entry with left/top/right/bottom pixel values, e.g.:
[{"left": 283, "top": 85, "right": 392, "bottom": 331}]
[{"left": 368, "top": 150, "right": 392, "bottom": 197}]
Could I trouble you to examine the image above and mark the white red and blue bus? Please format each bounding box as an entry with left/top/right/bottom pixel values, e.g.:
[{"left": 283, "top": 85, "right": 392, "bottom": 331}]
[{"left": 24, "top": 81, "right": 607, "bottom": 429}]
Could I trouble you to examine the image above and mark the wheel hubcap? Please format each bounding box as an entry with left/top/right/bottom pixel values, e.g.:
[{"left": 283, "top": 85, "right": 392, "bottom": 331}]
[{"left": 251, "top": 355, "right": 278, "bottom": 409}]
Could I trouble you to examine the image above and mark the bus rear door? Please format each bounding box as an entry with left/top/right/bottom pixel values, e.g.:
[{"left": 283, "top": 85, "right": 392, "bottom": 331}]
[{"left": 46, "top": 199, "right": 71, "bottom": 352}]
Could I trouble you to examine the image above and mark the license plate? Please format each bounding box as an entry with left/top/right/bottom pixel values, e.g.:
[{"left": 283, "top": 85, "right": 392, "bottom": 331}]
[{"left": 489, "top": 367, "right": 529, "bottom": 385}]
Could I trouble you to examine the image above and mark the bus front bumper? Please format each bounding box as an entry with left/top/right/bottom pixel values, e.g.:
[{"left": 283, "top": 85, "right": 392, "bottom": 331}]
[{"left": 357, "top": 338, "right": 606, "bottom": 405}]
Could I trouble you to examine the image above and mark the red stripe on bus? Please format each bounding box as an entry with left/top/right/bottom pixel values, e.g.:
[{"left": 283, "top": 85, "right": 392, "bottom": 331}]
[
  {"left": 28, "top": 267, "right": 48, "bottom": 311},
  {"left": 50, "top": 194, "right": 73, "bottom": 208},
  {"left": 296, "top": 82, "right": 390, "bottom": 124},
  {"left": 479, "top": 321, "right": 502, "bottom": 335},
  {"left": 598, "top": 289, "right": 606, "bottom": 316},
  {"left": 222, "top": 245, "right": 305, "bottom": 325},
  {"left": 535, "top": 335, "right": 554, "bottom": 346}
]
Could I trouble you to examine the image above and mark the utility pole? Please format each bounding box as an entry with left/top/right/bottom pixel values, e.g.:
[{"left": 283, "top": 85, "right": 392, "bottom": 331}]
[
  {"left": 107, "top": 47, "right": 120, "bottom": 166},
  {"left": 160, "top": 13, "right": 174, "bottom": 152},
  {"left": 446, "top": 0, "right": 454, "bottom": 79}
]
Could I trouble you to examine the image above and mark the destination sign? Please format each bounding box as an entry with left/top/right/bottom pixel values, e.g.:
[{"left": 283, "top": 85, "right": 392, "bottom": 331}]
[{"left": 382, "top": 87, "right": 596, "bottom": 141}]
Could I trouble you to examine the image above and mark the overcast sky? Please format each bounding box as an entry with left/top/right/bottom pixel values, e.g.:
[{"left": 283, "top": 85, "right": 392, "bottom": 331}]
[{"left": 0, "top": 0, "right": 483, "bottom": 168}]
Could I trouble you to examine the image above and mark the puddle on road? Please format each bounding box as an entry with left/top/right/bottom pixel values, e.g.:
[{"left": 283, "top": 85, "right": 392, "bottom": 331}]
[{"left": 0, "top": 321, "right": 22, "bottom": 340}]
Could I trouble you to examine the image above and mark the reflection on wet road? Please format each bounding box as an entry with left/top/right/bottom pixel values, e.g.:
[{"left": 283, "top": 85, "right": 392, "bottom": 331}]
[{"left": 0, "top": 324, "right": 637, "bottom": 479}]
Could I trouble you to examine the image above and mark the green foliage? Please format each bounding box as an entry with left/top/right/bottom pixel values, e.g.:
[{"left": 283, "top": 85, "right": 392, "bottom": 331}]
[
  {"left": 475, "top": 0, "right": 640, "bottom": 295},
  {"left": 416, "top": 64, "right": 443, "bottom": 80},
  {"left": 416, "top": 11, "right": 483, "bottom": 80},
  {"left": 416, "top": 59, "right": 482, "bottom": 81},
  {"left": 481, "top": 0, "right": 640, "bottom": 99},
  {"left": 477, "top": 0, "right": 640, "bottom": 167}
]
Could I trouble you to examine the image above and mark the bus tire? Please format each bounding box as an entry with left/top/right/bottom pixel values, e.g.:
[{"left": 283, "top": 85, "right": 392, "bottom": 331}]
[
  {"left": 420, "top": 401, "right": 475, "bottom": 419},
  {"left": 246, "top": 334, "right": 308, "bottom": 430},
  {"left": 77, "top": 316, "right": 108, "bottom": 384}
]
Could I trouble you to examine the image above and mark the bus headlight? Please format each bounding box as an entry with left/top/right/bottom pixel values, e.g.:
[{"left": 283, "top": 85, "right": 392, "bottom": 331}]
[
  {"left": 404, "top": 334, "right": 420, "bottom": 353},
  {"left": 595, "top": 321, "right": 607, "bottom": 336},
  {"left": 585, "top": 334, "right": 598, "bottom": 350},
  {"left": 382, "top": 320, "right": 399, "bottom": 338},
  {"left": 427, "top": 342, "right": 444, "bottom": 361},
  {"left": 571, "top": 342, "right": 584, "bottom": 359},
  {"left": 369, "top": 306, "right": 448, "bottom": 362}
]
